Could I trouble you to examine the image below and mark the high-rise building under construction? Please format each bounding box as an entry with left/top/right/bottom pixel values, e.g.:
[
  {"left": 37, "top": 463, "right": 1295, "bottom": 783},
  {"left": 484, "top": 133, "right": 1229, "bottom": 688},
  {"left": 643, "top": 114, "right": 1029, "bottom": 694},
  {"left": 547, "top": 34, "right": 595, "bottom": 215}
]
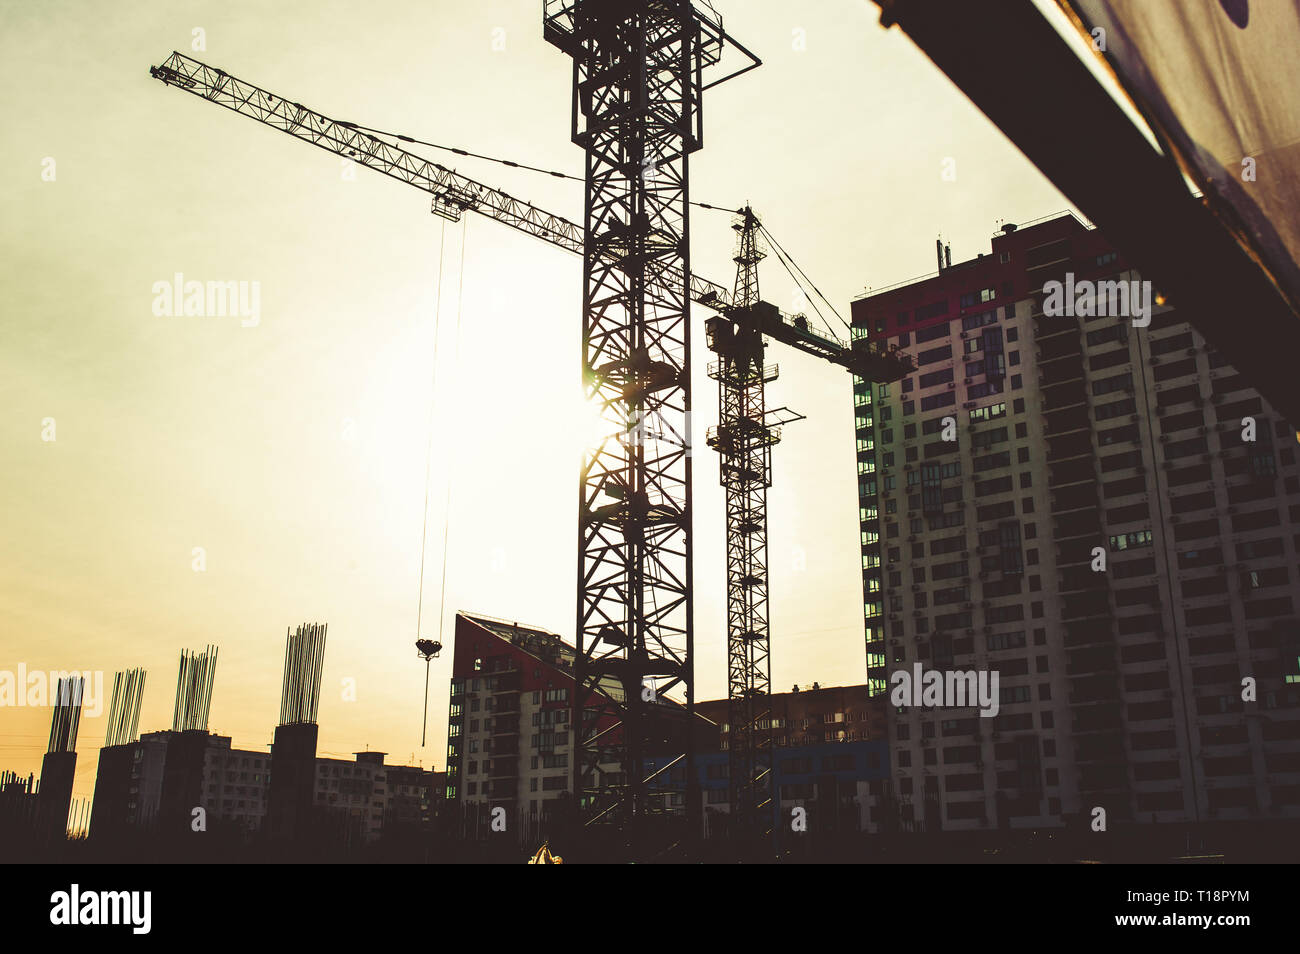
[{"left": 851, "top": 212, "right": 1300, "bottom": 832}]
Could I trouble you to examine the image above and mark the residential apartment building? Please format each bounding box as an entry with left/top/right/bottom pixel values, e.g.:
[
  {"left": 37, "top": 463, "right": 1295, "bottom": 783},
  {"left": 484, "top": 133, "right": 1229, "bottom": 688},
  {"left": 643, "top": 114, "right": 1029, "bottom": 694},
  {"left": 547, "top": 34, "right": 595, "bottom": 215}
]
[
  {"left": 446, "top": 614, "right": 579, "bottom": 817},
  {"left": 694, "top": 684, "right": 890, "bottom": 831},
  {"left": 446, "top": 612, "right": 718, "bottom": 820},
  {"left": 695, "top": 681, "right": 888, "bottom": 750},
  {"left": 88, "top": 730, "right": 440, "bottom": 843},
  {"left": 312, "top": 750, "right": 442, "bottom": 844},
  {"left": 447, "top": 616, "right": 892, "bottom": 834},
  {"left": 668, "top": 740, "right": 887, "bottom": 836},
  {"left": 850, "top": 211, "right": 1300, "bottom": 832}
]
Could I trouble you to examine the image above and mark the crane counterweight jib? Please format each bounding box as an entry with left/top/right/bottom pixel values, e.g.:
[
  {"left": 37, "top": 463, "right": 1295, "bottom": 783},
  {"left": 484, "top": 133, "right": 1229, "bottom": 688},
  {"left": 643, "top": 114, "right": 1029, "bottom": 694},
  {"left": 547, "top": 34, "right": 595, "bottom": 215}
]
[{"left": 719, "top": 299, "right": 912, "bottom": 380}]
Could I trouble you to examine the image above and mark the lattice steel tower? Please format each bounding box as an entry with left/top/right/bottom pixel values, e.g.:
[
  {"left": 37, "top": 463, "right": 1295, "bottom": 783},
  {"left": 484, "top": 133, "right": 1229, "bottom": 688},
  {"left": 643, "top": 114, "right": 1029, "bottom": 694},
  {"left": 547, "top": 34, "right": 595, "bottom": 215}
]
[
  {"left": 544, "top": 0, "right": 757, "bottom": 848},
  {"left": 705, "top": 206, "right": 793, "bottom": 845}
]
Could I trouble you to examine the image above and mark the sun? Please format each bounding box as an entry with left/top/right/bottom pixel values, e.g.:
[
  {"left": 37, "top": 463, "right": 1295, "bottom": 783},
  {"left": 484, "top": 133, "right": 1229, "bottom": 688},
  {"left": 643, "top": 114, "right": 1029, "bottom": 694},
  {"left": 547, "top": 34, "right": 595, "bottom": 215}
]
[{"left": 569, "top": 389, "right": 622, "bottom": 459}]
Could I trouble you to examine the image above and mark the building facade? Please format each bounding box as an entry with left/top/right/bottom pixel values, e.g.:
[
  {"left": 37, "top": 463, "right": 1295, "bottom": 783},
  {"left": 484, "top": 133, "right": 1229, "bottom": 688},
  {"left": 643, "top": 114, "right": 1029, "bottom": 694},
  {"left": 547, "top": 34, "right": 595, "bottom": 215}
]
[
  {"left": 694, "top": 683, "right": 890, "bottom": 831},
  {"left": 88, "top": 730, "right": 440, "bottom": 843},
  {"left": 446, "top": 614, "right": 579, "bottom": 817},
  {"left": 851, "top": 212, "right": 1300, "bottom": 831},
  {"left": 446, "top": 612, "right": 720, "bottom": 822},
  {"left": 448, "top": 617, "right": 891, "bottom": 834},
  {"left": 695, "top": 681, "right": 889, "bottom": 750}
]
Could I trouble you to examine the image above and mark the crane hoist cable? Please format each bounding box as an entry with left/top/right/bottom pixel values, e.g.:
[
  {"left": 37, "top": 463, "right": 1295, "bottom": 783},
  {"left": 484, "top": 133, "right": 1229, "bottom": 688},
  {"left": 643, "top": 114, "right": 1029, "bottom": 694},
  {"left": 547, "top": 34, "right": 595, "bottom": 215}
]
[
  {"left": 414, "top": 217, "right": 467, "bottom": 745},
  {"left": 415, "top": 220, "right": 447, "bottom": 650},
  {"left": 436, "top": 218, "right": 468, "bottom": 651},
  {"left": 415, "top": 219, "right": 447, "bottom": 747}
]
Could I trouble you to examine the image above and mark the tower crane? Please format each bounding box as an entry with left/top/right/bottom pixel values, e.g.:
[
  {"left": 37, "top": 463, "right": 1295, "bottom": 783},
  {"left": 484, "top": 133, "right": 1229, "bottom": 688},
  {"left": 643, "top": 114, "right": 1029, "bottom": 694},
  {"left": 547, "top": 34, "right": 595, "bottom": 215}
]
[
  {"left": 706, "top": 206, "right": 916, "bottom": 847},
  {"left": 705, "top": 205, "right": 798, "bottom": 847},
  {"left": 542, "top": 1, "right": 760, "bottom": 847},
  {"left": 149, "top": 36, "right": 911, "bottom": 852}
]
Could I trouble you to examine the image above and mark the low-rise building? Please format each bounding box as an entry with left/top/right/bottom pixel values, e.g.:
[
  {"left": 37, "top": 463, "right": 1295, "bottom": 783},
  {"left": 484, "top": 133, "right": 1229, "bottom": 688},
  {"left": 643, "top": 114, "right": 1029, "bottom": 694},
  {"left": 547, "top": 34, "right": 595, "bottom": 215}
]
[{"left": 88, "top": 730, "right": 440, "bottom": 844}]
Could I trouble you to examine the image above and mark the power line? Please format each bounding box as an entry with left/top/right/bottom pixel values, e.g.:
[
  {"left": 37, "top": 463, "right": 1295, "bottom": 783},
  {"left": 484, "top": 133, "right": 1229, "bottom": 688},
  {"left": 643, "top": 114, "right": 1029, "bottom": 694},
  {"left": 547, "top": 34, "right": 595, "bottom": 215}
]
[
  {"left": 340, "top": 119, "right": 580, "bottom": 182},
  {"left": 337, "top": 119, "right": 741, "bottom": 214}
]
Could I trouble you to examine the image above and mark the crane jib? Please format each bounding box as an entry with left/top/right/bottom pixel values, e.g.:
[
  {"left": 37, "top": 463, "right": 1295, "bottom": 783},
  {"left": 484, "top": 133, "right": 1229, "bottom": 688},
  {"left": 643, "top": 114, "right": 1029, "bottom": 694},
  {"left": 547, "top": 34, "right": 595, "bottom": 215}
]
[
  {"left": 149, "top": 51, "right": 743, "bottom": 315},
  {"left": 148, "top": 49, "right": 911, "bottom": 391}
]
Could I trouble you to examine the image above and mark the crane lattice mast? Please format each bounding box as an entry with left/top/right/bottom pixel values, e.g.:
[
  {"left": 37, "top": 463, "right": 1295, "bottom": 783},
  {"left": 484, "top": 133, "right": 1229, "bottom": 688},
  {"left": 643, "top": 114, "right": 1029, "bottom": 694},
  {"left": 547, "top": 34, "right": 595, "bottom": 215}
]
[
  {"left": 543, "top": 0, "right": 761, "bottom": 851},
  {"left": 704, "top": 206, "right": 797, "bottom": 847}
]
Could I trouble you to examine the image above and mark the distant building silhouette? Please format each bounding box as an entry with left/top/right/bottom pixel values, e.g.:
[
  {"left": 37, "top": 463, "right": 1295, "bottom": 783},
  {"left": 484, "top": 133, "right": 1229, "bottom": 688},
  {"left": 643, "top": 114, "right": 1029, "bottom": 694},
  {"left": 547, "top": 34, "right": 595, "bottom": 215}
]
[{"left": 87, "top": 731, "right": 442, "bottom": 846}]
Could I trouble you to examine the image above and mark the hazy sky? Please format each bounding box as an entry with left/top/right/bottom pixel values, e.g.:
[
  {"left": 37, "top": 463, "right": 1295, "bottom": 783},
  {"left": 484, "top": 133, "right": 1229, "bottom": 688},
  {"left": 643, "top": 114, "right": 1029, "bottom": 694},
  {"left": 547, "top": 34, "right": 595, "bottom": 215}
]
[{"left": 1, "top": 0, "right": 1080, "bottom": 801}]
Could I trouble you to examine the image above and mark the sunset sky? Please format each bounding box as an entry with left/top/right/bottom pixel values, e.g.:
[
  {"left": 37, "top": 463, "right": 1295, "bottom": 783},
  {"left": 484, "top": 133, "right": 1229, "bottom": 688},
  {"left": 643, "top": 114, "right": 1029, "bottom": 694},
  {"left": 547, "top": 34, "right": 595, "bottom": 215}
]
[{"left": 0, "top": 0, "right": 1086, "bottom": 801}]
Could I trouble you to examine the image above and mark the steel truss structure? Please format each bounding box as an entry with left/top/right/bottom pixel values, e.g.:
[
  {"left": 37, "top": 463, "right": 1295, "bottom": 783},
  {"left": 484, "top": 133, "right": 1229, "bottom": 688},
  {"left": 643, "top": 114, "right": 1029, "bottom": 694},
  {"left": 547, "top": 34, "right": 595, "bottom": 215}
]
[
  {"left": 705, "top": 206, "right": 799, "bottom": 844},
  {"left": 544, "top": 0, "right": 758, "bottom": 847},
  {"left": 149, "top": 50, "right": 732, "bottom": 309}
]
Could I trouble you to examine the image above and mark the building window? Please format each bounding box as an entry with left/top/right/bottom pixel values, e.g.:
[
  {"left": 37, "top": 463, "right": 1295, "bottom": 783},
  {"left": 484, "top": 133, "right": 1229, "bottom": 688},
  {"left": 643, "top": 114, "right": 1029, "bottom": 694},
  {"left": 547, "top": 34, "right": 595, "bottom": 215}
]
[
  {"left": 914, "top": 314, "right": 950, "bottom": 336},
  {"left": 969, "top": 402, "right": 1006, "bottom": 424},
  {"left": 1109, "top": 529, "right": 1153, "bottom": 551},
  {"left": 959, "top": 288, "right": 997, "bottom": 308},
  {"left": 962, "top": 310, "right": 998, "bottom": 331},
  {"left": 916, "top": 345, "right": 953, "bottom": 367}
]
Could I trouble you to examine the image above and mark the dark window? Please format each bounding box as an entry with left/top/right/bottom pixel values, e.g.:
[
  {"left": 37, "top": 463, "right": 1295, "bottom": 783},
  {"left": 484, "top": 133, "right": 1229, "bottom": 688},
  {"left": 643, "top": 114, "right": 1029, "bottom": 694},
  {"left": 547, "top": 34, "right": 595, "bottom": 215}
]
[
  {"left": 961, "top": 310, "right": 999, "bottom": 331},
  {"left": 919, "top": 367, "right": 955, "bottom": 389},
  {"left": 920, "top": 392, "right": 956, "bottom": 412},
  {"left": 917, "top": 344, "right": 954, "bottom": 366}
]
